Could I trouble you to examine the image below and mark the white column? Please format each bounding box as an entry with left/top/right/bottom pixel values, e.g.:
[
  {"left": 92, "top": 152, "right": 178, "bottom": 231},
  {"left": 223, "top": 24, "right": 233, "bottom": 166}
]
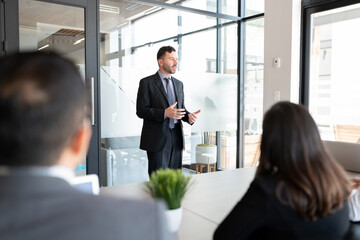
[{"left": 263, "top": 0, "right": 302, "bottom": 112}]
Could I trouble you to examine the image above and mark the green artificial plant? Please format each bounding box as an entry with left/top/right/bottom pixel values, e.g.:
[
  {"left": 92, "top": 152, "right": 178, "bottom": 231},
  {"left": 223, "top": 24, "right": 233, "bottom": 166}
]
[{"left": 144, "top": 169, "right": 191, "bottom": 210}]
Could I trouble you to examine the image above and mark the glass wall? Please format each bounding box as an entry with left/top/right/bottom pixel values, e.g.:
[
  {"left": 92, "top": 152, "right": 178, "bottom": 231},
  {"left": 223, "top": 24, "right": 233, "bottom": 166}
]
[
  {"left": 245, "top": 0, "right": 264, "bottom": 16},
  {"left": 218, "top": 24, "right": 237, "bottom": 170},
  {"left": 243, "top": 18, "right": 264, "bottom": 167},
  {"left": 308, "top": 3, "right": 360, "bottom": 144},
  {"left": 180, "top": 0, "right": 237, "bottom": 16},
  {"left": 99, "top": 0, "right": 263, "bottom": 185},
  {"left": 18, "top": 0, "right": 87, "bottom": 176}
]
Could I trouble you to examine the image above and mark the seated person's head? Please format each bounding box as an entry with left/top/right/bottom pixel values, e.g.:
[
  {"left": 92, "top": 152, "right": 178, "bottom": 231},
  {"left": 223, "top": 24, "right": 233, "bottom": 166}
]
[
  {"left": 257, "top": 101, "right": 351, "bottom": 220},
  {"left": 0, "top": 51, "right": 91, "bottom": 169}
]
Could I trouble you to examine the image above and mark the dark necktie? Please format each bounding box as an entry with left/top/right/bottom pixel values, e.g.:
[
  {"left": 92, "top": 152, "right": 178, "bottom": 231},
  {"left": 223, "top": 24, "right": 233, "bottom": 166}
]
[{"left": 165, "top": 77, "right": 176, "bottom": 128}]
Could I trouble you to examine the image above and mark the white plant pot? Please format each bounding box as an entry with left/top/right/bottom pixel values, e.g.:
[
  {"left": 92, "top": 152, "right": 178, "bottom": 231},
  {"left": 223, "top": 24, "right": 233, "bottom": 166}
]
[
  {"left": 165, "top": 207, "right": 183, "bottom": 232},
  {"left": 196, "top": 144, "right": 217, "bottom": 164}
]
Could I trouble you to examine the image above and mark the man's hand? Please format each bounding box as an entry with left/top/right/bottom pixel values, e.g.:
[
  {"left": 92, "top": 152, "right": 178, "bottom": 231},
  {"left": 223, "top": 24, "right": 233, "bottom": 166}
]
[
  {"left": 188, "top": 110, "right": 201, "bottom": 124},
  {"left": 165, "top": 102, "right": 186, "bottom": 119},
  {"left": 351, "top": 178, "right": 360, "bottom": 189}
]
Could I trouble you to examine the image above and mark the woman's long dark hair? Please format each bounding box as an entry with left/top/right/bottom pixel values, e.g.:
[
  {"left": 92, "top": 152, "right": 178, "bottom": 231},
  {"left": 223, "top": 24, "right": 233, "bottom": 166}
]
[{"left": 256, "top": 101, "right": 351, "bottom": 220}]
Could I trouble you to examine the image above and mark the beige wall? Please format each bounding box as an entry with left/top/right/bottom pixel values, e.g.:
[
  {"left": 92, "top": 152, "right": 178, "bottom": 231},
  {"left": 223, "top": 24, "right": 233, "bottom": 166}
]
[{"left": 263, "top": 0, "right": 301, "bottom": 112}]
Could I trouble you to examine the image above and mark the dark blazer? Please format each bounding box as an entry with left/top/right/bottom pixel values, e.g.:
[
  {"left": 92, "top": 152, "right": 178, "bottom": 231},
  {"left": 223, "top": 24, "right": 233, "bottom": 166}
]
[
  {"left": 136, "top": 72, "right": 190, "bottom": 152},
  {"left": 213, "top": 174, "right": 350, "bottom": 240},
  {"left": 0, "top": 175, "right": 174, "bottom": 240}
]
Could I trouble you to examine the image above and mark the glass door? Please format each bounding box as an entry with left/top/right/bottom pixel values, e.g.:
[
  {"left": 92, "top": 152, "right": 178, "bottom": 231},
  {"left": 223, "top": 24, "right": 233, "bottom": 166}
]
[{"left": 3, "top": 0, "right": 100, "bottom": 177}]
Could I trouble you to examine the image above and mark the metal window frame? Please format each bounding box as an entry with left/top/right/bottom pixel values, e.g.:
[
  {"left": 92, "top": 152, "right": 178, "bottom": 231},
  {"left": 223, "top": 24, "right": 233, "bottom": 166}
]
[{"left": 300, "top": 0, "right": 360, "bottom": 106}]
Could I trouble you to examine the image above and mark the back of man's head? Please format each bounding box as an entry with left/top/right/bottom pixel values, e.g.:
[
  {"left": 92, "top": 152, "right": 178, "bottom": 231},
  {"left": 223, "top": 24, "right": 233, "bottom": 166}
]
[{"left": 0, "top": 51, "right": 87, "bottom": 167}]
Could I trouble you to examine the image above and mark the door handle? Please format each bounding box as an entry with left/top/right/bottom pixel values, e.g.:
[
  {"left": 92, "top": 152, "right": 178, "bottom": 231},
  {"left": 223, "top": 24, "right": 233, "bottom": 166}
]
[{"left": 90, "top": 77, "right": 95, "bottom": 126}]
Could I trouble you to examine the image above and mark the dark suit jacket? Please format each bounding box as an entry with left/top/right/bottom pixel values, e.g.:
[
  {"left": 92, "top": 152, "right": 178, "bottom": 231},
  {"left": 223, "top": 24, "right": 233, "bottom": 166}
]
[
  {"left": 0, "top": 175, "right": 174, "bottom": 240},
  {"left": 214, "top": 174, "right": 350, "bottom": 240},
  {"left": 136, "top": 72, "right": 190, "bottom": 152}
]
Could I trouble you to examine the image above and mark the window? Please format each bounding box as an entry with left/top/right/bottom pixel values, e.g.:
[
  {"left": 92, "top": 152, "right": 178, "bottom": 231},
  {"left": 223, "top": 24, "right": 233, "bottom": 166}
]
[
  {"left": 244, "top": 18, "right": 264, "bottom": 167},
  {"left": 99, "top": 0, "right": 264, "bottom": 185},
  {"left": 302, "top": 1, "right": 360, "bottom": 144}
]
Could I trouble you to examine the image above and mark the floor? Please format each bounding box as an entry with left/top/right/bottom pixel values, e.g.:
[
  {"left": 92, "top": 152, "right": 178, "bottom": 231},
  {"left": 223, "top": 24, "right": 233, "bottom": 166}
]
[{"left": 98, "top": 146, "right": 196, "bottom": 186}]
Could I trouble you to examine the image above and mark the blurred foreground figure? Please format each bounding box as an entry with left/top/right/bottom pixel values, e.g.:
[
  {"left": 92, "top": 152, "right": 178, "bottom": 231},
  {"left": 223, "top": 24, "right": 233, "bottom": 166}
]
[
  {"left": 0, "top": 52, "right": 173, "bottom": 240},
  {"left": 214, "top": 101, "right": 351, "bottom": 240}
]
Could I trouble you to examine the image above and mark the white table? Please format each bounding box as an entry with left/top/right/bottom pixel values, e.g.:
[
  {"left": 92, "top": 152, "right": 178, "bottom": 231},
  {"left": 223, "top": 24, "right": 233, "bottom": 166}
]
[
  {"left": 101, "top": 167, "right": 360, "bottom": 240},
  {"left": 101, "top": 167, "right": 257, "bottom": 240}
]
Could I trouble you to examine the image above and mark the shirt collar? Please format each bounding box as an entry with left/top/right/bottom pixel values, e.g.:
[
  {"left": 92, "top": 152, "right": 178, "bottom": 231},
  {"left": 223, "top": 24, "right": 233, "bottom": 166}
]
[
  {"left": 0, "top": 166, "right": 75, "bottom": 184},
  {"left": 158, "top": 70, "right": 171, "bottom": 81}
]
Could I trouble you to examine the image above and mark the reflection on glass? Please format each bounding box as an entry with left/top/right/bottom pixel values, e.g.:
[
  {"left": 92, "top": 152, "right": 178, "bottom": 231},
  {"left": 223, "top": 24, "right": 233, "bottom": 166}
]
[
  {"left": 245, "top": 0, "right": 264, "bottom": 16},
  {"left": 220, "top": 0, "right": 238, "bottom": 17},
  {"left": 180, "top": 29, "right": 216, "bottom": 72},
  {"left": 181, "top": 0, "right": 216, "bottom": 13},
  {"left": 180, "top": 0, "right": 238, "bottom": 16},
  {"left": 218, "top": 24, "right": 237, "bottom": 170},
  {"left": 19, "top": 0, "right": 85, "bottom": 63},
  {"left": 100, "top": 0, "right": 239, "bottom": 185},
  {"left": 180, "top": 11, "right": 217, "bottom": 34},
  {"left": 221, "top": 24, "right": 237, "bottom": 74},
  {"left": 309, "top": 3, "right": 360, "bottom": 143},
  {"left": 132, "top": 9, "right": 177, "bottom": 46},
  {"left": 18, "top": 0, "right": 86, "bottom": 175},
  {"left": 244, "top": 18, "right": 264, "bottom": 167}
]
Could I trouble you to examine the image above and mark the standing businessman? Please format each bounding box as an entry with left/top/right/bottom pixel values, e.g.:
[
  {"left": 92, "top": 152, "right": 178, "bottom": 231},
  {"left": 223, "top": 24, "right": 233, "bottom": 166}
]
[{"left": 136, "top": 46, "right": 200, "bottom": 176}]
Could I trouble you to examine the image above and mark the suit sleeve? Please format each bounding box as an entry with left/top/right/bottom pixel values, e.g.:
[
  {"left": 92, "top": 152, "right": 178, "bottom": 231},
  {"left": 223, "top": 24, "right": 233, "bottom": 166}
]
[
  {"left": 213, "top": 179, "right": 267, "bottom": 240},
  {"left": 136, "top": 79, "right": 166, "bottom": 122},
  {"left": 178, "top": 81, "right": 191, "bottom": 124}
]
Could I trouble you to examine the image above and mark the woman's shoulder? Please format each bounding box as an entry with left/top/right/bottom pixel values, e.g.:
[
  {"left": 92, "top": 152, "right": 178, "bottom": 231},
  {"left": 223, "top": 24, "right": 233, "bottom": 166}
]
[
  {"left": 253, "top": 173, "right": 277, "bottom": 186},
  {"left": 249, "top": 174, "right": 281, "bottom": 198}
]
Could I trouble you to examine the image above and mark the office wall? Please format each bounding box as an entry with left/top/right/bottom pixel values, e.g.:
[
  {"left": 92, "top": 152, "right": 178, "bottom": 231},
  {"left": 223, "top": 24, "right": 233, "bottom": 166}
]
[{"left": 263, "top": 0, "right": 301, "bottom": 112}]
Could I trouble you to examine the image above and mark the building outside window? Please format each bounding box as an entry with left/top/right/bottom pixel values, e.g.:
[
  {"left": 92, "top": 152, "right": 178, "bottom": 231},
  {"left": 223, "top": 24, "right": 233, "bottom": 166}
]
[{"left": 303, "top": 1, "right": 360, "bottom": 144}]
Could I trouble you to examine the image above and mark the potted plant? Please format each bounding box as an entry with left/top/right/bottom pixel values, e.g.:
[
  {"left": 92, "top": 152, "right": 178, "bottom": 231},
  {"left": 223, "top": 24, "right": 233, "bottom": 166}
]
[
  {"left": 144, "top": 169, "right": 191, "bottom": 232},
  {"left": 196, "top": 131, "right": 217, "bottom": 173}
]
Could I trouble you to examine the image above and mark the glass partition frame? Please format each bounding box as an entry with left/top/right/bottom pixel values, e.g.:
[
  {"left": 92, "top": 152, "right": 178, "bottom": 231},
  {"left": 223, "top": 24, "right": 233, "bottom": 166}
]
[{"left": 99, "top": 0, "right": 264, "bottom": 185}]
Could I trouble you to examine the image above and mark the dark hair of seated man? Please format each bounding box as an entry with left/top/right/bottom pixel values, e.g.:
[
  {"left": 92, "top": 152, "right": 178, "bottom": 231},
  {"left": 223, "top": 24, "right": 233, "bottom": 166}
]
[{"left": 0, "top": 51, "right": 87, "bottom": 166}]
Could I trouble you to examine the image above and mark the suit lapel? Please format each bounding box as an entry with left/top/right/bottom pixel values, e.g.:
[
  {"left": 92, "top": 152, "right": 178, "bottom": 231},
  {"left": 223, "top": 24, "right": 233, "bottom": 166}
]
[{"left": 153, "top": 72, "right": 169, "bottom": 104}]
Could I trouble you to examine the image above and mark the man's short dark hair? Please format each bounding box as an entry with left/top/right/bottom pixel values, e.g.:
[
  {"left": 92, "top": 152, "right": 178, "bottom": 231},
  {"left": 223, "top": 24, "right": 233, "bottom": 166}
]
[
  {"left": 157, "top": 46, "right": 176, "bottom": 60},
  {"left": 0, "top": 51, "right": 87, "bottom": 166}
]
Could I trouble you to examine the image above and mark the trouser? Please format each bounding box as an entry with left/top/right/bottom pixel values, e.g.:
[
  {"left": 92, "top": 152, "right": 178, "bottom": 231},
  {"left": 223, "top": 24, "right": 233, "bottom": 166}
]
[{"left": 147, "top": 123, "right": 183, "bottom": 176}]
